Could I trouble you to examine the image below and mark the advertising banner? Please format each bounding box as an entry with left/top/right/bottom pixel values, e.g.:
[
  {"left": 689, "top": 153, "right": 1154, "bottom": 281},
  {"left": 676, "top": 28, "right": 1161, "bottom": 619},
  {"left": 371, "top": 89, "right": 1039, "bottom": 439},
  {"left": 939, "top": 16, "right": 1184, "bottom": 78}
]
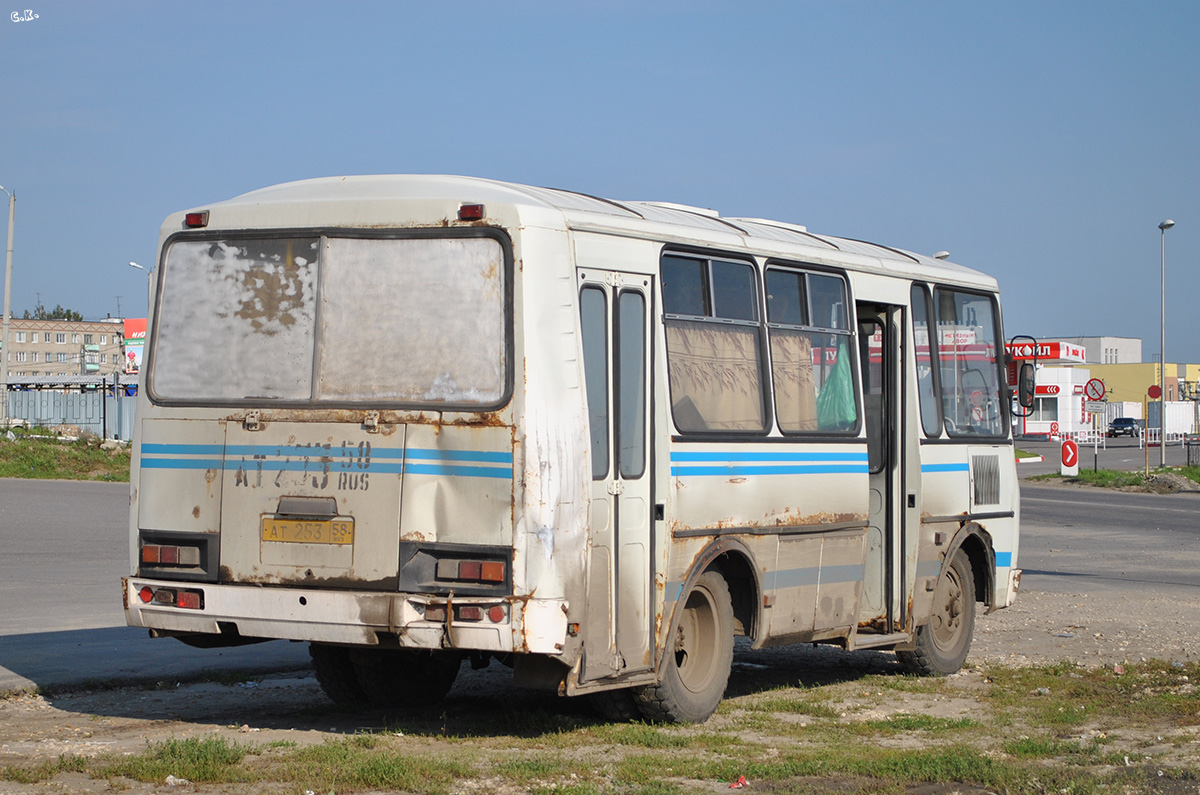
[{"left": 124, "top": 318, "right": 146, "bottom": 374}]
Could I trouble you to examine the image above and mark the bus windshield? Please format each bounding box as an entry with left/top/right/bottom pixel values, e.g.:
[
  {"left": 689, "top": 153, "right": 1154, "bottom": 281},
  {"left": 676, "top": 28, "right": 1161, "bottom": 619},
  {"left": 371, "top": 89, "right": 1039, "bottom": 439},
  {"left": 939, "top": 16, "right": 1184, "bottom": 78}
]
[{"left": 149, "top": 234, "right": 507, "bottom": 407}]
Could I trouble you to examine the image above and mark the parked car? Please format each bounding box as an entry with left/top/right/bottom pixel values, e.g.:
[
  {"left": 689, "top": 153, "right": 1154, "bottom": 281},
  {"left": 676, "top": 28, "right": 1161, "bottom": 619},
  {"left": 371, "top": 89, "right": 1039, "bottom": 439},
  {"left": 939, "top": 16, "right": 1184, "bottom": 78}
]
[{"left": 1107, "top": 417, "right": 1139, "bottom": 438}]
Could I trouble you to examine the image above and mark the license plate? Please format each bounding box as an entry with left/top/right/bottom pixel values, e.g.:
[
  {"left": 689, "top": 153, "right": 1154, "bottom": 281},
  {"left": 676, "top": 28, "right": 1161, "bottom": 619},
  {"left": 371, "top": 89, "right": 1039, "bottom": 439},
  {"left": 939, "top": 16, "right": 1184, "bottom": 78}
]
[{"left": 261, "top": 517, "right": 354, "bottom": 545}]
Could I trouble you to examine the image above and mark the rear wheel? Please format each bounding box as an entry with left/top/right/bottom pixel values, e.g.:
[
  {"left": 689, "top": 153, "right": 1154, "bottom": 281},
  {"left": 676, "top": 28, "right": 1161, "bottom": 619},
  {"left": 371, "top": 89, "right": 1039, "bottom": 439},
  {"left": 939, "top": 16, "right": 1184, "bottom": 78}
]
[
  {"left": 310, "top": 643, "right": 367, "bottom": 706},
  {"left": 634, "top": 570, "right": 734, "bottom": 723},
  {"left": 898, "top": 549, "right": 976, "bottom": 675},
  {"left": 588, "top": 687, "right": 642, "bottom": 722},
  {"left": 351, "top": 649, "right": 462, "bottom": 707}
]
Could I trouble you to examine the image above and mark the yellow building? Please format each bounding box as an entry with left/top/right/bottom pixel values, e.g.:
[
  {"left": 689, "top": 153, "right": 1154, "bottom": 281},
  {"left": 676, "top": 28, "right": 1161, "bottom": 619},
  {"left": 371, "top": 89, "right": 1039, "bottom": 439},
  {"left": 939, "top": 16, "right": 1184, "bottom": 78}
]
[{"left": 1084, "top": 362, "right": 1193, "bottom": 404}]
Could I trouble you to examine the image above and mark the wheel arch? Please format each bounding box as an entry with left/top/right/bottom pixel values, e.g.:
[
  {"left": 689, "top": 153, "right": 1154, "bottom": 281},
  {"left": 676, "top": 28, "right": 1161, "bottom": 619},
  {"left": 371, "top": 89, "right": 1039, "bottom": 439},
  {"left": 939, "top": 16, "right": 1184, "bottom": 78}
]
[
  {"left": 944, "top": 523, "right": 995, "bottom": 611},
  {"left": 658, "top": 537, "right": 761, "bottom": 672}
]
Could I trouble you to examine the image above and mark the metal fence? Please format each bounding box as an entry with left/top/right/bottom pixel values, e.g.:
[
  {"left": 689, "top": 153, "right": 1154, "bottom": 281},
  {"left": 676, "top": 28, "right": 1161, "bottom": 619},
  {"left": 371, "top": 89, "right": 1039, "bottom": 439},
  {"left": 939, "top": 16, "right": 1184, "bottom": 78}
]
[{"left": 3, "top": 390, "right": 137, "bottom": 440}]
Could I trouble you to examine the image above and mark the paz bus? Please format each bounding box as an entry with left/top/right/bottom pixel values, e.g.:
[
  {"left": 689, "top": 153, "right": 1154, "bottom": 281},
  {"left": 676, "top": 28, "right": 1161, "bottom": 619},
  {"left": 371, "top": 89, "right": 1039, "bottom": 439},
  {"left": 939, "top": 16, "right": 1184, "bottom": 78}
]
[{"left": 123, "top": 176, "right": 1032, "bottom": 723}]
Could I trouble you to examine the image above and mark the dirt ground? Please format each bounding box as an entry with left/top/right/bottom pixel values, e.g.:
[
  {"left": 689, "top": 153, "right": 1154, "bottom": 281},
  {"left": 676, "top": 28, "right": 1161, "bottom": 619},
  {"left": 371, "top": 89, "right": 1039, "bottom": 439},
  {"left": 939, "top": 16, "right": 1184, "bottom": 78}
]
[{"left": 2, "top": 583, "right": 1197, "bottom": 795}]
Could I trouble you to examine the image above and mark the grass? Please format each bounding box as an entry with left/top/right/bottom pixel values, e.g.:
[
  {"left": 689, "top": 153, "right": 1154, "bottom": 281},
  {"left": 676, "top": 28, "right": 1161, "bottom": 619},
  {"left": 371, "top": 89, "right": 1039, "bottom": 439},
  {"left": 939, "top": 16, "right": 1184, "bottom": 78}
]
[
  {"left": 0, "top": 427, "right": 130, "bottom": 481},
  {"left": 1031, "top": 465, "right": 1200, "bottom": 489},
  {"left": 94, "top": 736, "right": 253, "bottom": 784},
  {"left": 7, "top": 660, "right": 1196, "bottom": 794}
]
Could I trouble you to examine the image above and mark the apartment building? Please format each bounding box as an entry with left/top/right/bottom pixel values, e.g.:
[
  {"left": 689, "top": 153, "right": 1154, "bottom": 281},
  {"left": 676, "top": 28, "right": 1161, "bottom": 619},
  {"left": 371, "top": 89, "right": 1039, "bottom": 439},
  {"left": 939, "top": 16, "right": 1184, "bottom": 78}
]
[{"left": 1, "top": 318, "right": 126, "bottom": 378}]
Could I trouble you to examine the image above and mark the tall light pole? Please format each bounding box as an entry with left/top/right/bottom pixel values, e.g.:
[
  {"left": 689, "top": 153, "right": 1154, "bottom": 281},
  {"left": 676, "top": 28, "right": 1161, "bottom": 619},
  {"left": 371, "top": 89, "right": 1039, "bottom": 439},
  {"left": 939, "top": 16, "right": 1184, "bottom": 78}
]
[
  {"left": 128, "top": 261, "right": 152, "bottom": 316},
  {"left": 1158, "top": 219, "right": 1175, "bottom": 468},
  {"left": 0, "top": 185, "right": 13, "bottom": 427}
]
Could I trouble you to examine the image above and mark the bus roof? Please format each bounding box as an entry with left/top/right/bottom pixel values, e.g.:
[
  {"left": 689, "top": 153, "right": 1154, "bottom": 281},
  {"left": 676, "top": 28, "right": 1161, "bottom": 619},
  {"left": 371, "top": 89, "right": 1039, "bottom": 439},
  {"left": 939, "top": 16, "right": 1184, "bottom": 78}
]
[{"left": 182, "top": 175, "right": 998, "bottom": 291}]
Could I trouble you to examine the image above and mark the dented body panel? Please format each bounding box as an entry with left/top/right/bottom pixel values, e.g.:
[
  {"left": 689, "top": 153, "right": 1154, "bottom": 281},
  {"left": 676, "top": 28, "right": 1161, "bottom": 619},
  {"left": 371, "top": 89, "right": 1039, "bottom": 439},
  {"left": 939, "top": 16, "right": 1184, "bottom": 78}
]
[{"left": 126, "top": 176, "right": 1021, "bottom": 701}]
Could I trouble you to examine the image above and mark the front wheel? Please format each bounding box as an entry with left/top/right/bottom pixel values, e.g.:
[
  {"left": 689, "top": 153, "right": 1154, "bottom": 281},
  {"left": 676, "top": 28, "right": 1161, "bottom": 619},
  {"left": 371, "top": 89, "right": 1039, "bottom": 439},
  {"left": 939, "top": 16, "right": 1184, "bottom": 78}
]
[
  {"left": 898, "top": 549, "right": 976, "bottom": 675},
  {"left": 634, "top": 570, "right": 734, "bottom": 723}
]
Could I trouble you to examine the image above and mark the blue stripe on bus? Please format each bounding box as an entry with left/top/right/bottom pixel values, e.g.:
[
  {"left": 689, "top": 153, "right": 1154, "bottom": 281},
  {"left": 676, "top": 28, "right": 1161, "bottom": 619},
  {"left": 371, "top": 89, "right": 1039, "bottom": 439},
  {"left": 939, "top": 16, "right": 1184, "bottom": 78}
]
[
  {"left": 145, "top": 443, "right": 511, "bottom": 462},
  {"left": 921, "top": 463, "right": 970, "bottom": 473},
  {"left": 140, "top": 443, "right": 511, "bottom": 478},
  {"left": 671, "top": 451, "right": 868, "bottom": 463},
  {"left": 407, "top": 449, "right": 513, "bottom": 464},
  {"left": 403, "top": 463, "right": 512, "bottom": 479},
  {"left": 141, "top": 458, "right": 224, "bottom": 470},
  {"left": 142, "top": 443, "right": 224, "bottom": 456},
  {"left": 671, "top": 464, "right": 870, "bottom": 476},
  {"left": 670, "top": 450, "right": 868, "bottom": 476},
  {"left": 994, "top": 551, "right": 1012, "bottom": 568}
]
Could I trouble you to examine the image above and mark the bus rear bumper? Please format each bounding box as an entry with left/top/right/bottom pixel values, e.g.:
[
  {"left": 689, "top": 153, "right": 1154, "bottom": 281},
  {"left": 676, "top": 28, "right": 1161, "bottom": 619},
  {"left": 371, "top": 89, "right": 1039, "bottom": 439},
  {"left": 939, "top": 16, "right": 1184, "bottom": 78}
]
[{"left": 123, "top": 577, "right": 567, "bottom": 654}]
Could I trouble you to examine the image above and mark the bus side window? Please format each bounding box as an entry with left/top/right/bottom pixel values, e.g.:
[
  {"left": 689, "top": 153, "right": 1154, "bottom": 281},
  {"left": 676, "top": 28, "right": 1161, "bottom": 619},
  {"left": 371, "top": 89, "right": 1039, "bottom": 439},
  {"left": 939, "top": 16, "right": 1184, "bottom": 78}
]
[
  {"left": 934, "top": 288, "right": 1005, "bottom": 437},
  {"left": 858, "top": 318, "right": 885, "bottom": 473},
  {"left": 910, "top": 284, "right": 943, "bottom": 438},
  {"left": 580, "top": 287, "right": 610, "bottom": 479},
  {"left": 663, "top": 254, "right": 766, "bottom": 434},
  {"left": 767, "top": 268, "right": 857, "bottom": 434}
]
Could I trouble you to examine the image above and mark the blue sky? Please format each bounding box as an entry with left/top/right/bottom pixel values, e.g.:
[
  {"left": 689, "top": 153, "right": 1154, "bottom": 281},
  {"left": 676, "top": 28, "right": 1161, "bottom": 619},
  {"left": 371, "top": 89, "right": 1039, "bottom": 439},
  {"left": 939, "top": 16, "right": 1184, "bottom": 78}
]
[{"left": 2, "top": 1, "right": 1197, "bottom": 361}]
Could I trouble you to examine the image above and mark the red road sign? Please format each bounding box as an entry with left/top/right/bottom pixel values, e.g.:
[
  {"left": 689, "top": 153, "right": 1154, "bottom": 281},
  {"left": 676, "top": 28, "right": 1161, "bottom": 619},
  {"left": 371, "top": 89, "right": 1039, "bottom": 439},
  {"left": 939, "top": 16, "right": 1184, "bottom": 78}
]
[
  {"left": 1050, "top": 421, "right": 1059, "bottom": 435},
  {"left": 1035, "top": 384, "right": 1060, "bottom": 396},
  {"left": 1148, "top": 385, "right": 1162, "bottom": 399},
  {"left": 1061, "top": 440, "right": 1078, "bottom": 468},
  {"left": 1084, "top": 378, "right": 1105, "bottom": 401}
]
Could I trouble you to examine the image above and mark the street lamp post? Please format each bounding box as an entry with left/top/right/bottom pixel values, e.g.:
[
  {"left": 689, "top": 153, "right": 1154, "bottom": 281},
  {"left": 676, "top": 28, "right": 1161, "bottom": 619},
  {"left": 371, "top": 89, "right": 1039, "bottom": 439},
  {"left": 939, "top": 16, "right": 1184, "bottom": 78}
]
[
  {"left": 128, "top": 261, "right": 152, "bottom": 316},
  {"left": 0, "top": 185, "right": 13, "bottom": 428},
  {"left": 1158, "top": 219, "right": 1175, "bottom": 468}
]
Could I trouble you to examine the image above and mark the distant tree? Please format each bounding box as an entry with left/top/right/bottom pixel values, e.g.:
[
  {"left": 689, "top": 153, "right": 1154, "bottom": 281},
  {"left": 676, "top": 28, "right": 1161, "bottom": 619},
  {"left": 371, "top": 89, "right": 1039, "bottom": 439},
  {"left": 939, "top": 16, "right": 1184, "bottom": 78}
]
[{"left": 22, "top": 304, "right": 83, "bottom": 321}]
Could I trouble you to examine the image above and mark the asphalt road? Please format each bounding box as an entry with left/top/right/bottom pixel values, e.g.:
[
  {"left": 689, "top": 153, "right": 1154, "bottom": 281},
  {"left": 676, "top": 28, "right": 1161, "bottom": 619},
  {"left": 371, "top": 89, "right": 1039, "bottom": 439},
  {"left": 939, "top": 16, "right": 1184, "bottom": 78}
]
[
  {"left": 1, "top": 470, "right": 1197, "bottom": 694},
  {"left": 0, "top": 478, "right": 312, "bottom": 694},
  {"left": 1014, "top": 435, "right": 1194, "bottom": 477},
  {"left": 1018, "top": 481, "right": 1200, "bottom": 597}
]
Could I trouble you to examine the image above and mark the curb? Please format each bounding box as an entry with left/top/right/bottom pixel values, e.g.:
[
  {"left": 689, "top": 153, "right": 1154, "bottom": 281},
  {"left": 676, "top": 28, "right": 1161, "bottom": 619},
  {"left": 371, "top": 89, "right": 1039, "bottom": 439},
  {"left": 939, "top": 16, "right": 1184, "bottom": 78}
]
[{"left": 1016, "top": 456, "right": 1044, "bottom": 464}]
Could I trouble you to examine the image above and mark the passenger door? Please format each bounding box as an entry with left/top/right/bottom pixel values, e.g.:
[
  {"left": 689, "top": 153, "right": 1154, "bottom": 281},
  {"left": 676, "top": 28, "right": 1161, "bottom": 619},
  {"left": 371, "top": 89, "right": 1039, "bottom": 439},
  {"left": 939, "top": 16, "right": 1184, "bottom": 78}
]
[
  {"left": 856, "top": 303, "right": 906, "bottom": 632},
  {"left": 578, "top": 271, "right": 653, "bottom": 681}
]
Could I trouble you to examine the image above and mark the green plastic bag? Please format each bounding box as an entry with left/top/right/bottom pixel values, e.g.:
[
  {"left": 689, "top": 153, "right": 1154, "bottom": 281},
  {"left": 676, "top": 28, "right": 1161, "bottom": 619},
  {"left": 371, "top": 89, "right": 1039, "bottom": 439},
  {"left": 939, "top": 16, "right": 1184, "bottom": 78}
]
[{"left": 816, "top": 340, "right": 857, "bottom": 430}]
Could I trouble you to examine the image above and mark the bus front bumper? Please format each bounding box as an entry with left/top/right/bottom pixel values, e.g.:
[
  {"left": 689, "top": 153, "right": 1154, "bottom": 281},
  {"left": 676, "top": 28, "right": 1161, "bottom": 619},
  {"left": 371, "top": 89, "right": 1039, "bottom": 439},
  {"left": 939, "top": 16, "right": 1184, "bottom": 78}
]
[{"left": 123, "top": 577, "right": 568, "bottom": 654}]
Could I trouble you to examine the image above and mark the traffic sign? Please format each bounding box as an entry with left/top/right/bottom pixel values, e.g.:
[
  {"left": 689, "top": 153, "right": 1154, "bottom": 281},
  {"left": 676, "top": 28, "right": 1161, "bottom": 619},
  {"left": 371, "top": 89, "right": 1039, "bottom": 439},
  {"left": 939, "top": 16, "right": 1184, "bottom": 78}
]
[
  {"left": 1050, "top": 421, "right": 1059, "bottom": 435},
  {"left": 1061, "top": 439, "right": 1079, "bottom": 476},
  {"left": 1148, "top": 385, "right": 1162, "bottom": 399},
  {"left": 1084, "top": 378, "right": 1105, "bottom": 401}
]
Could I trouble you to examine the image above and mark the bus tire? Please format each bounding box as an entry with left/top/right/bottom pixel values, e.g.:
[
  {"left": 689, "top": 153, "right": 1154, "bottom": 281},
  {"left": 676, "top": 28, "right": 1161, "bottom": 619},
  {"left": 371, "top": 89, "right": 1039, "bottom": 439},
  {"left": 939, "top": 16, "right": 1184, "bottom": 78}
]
[
  {"left": 310, "top": 643, "right": 367, "bottom": 706},
  {"left": 898, "top": 549, "right": 976, "bottom": 676},
  {"left": 588, "top": 687, "right": 643, "bottom": 722},
  {"left": 634, "top": 570, "right": 734, "bottom": 724},
  {"left": 351, "top": 649, "right": 462, "bottom": 707}
]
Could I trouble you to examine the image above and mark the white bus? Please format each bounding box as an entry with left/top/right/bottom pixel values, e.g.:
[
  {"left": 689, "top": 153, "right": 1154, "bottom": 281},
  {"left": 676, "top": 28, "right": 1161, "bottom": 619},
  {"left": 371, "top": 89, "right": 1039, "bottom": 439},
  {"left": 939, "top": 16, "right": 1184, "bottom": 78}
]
[{"left": 124, "top": 176, "right": 1030, "bottom": 723}]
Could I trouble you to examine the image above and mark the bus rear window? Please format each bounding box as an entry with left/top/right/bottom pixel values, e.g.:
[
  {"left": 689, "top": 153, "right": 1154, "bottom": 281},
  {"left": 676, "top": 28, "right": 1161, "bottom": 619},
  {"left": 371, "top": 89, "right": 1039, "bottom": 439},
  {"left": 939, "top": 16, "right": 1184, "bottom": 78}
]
[{"left": 151, "top": 234, "right": 508, "bottom": 407}]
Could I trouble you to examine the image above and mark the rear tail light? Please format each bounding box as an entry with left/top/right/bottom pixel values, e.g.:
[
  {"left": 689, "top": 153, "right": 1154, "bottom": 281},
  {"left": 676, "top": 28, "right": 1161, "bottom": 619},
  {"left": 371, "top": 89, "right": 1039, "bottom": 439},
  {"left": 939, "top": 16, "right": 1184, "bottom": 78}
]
[
  {"left": 138, "top": 585, "right": 204, "bottom": 610},
  {"left": 435, "top": 558, "right": 507, "bottom": 584},
  {"left": 142, "top": 544, "right": 201, "bottom": 567},
  {"left": 422, "top": 602, "right": 507, "bottom": 624},
  {"left": 457, "top": 203, "right": 484, "bottom": 221},
  {"left": 184, "top": 211, "right": 209, "bottom": 228}
]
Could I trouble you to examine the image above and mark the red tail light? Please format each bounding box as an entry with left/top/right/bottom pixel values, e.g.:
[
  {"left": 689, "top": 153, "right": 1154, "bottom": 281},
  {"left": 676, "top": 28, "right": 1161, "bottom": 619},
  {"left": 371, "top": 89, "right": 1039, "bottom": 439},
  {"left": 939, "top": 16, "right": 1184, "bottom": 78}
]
[
  {"left": 457, "top": 203, "right": 484, "bottom": 221},
  {"left": 184, "top": 211, "right": 209, "bottom": 228},
  {"left": 139, "top": 586, "right": 204, "bottom": 610}
]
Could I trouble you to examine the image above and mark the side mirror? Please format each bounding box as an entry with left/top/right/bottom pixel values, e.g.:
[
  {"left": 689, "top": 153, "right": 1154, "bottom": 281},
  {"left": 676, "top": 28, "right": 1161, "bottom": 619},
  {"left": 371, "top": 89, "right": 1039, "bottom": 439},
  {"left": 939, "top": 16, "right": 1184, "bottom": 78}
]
[{"left": 1017, "top": 362, "right": 1035, "bottom": 410}]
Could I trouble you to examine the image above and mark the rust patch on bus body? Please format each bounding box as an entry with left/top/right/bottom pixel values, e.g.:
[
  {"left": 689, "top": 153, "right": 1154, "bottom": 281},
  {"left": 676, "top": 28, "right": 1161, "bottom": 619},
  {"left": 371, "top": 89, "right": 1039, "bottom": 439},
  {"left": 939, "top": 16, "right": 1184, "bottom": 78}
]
[{"left": 671, "top": 510, "right": 868, "bottom": 535}]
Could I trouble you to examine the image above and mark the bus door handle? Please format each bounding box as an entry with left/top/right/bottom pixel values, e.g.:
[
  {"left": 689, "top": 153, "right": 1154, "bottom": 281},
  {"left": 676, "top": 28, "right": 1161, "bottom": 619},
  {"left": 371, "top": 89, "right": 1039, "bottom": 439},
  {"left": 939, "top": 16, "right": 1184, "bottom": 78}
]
[{"left": 607, "top": 481, "right": 625, "bottom": 496}]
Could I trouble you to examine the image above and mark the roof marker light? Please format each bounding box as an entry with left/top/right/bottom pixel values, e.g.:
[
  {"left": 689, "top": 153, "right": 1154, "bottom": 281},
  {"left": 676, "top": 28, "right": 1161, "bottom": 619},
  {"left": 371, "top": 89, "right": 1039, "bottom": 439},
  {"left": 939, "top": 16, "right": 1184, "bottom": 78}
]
[
  {"left": 184, "top": 211, "right": 209, "bottom": 228},
  {"left": 458, "top": 204, "right": 484, "bottom": 221}
]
